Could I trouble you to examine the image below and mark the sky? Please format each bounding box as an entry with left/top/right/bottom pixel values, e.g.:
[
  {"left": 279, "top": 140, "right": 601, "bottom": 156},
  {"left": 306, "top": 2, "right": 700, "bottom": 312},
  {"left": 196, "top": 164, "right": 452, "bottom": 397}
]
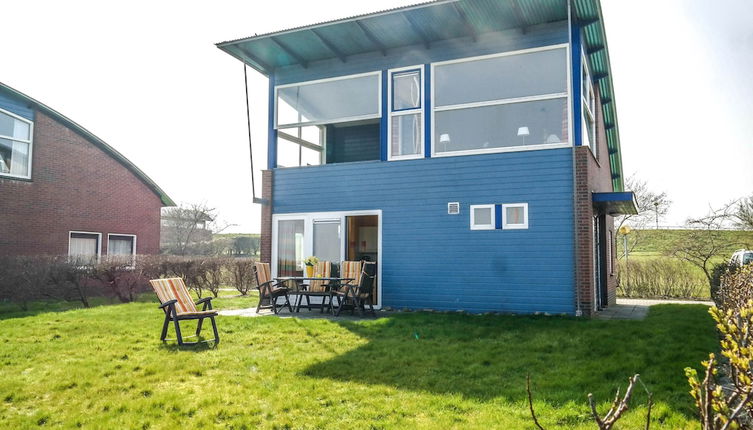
[{"left": 1, "top": 0, "right": 751, "bottom": 232}]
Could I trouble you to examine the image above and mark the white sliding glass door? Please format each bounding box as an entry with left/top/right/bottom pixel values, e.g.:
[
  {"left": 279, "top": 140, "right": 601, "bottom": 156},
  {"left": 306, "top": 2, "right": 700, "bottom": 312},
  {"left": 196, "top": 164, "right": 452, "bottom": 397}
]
[{"left": 272, "top": 210, "right": 382, "bottom": 307}]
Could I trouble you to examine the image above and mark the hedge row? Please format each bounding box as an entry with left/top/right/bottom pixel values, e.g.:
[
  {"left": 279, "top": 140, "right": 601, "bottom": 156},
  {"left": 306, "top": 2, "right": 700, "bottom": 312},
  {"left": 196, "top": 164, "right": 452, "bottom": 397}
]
[{"left": 0, "top": 255, "right": 257, "bottom": 310}]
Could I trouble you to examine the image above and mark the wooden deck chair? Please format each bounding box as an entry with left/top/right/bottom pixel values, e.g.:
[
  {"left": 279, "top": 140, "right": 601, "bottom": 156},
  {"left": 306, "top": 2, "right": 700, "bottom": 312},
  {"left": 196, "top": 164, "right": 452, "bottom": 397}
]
[
  {"left": 253, "top": 262, "right": 292, "bottom": 314},
  {"left": 331, "top": 261, "right": 377, "bottom": 316},
  {"left": 149, "top": 278, "right": 219, "bottom": 346},
  {"left": 295, "top": 261, "right": 332, "bottom": 313}
]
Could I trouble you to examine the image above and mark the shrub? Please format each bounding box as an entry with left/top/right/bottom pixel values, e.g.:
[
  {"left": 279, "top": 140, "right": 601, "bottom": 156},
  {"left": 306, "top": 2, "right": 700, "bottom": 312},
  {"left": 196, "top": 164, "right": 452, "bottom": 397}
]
[
  {"left": 617, "top": 258, "right": 708, "bottom": 299},
  {"left": 197, "top": 257, "right": 227, "bottom": 298},
  {"left": 227, "top": 258, "right": 256, "bottom": 295},
  {"left": 717, "top": 264, "right": 753, "bottom": 312}
]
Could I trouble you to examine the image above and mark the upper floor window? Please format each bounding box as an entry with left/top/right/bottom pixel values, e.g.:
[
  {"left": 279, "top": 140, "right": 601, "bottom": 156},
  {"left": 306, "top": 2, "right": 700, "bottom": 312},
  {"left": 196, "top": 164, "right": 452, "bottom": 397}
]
[
  {"left": 0, "top": 108, "right": 33, "bottom": 179},
  {"left": 389, "top": 68, "right": 423, "bottom": 160},
  {"left": 582, "top": 53, "right": 597, "bottom": 157},
  {"left": 275, "top": 72, "right": 381, "bottom": 167},
  {"left": 432, "top": 45, "right": 569, "bottom": 156}
]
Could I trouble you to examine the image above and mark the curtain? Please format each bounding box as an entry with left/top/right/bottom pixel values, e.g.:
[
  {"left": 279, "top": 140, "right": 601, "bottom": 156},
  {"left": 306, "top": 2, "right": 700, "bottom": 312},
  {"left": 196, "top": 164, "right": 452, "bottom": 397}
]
[
  {"left": 277, "top": 220, "right": 304, "bottom": 276},
  {"left": 109, "top": 237, "right": 133, "bottom": 255},
  {"left": 70, "top": 235, "right": 98, "bottom": 264}
]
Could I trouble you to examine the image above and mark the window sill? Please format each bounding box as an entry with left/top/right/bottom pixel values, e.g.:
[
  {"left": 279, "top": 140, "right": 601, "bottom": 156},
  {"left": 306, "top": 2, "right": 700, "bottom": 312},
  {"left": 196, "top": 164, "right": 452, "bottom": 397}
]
[
  {"left": 432, "top": 142, "right": 570, "bottom": 158},
  {"left": 0, "top": 174, "right": 32, "bottom": 182}
]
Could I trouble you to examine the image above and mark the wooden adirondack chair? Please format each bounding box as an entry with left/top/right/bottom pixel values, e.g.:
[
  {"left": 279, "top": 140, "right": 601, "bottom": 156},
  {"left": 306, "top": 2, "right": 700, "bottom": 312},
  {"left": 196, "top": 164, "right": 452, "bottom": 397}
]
[
  {"left": 149, "top": 277, "right": 219, "bottom": 346},
  {"left": 253, "top": 262, "right": 293, "bottom": 314},
  {"left": 331, "top": 261, "right": 377, "bottom": 316}
]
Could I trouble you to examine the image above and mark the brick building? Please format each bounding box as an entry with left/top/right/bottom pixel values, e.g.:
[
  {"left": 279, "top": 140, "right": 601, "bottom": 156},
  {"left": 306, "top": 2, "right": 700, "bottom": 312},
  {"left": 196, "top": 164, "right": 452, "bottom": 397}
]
[{"left": 0, "top": 82, "right": 174, "bottom": 260}]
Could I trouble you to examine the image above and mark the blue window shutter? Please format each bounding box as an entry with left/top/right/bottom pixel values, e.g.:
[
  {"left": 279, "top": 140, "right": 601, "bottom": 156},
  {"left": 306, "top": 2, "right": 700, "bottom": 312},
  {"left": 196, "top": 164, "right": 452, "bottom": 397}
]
[{"left": 495, "top": 204, "right": 502, "bottom": 229}]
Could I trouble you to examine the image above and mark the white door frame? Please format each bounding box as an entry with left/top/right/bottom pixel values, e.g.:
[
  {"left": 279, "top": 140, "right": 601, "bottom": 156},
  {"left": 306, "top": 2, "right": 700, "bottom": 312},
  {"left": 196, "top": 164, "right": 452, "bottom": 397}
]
[{"left": 271, "top": 209, "right": 383, "bottom": 308}]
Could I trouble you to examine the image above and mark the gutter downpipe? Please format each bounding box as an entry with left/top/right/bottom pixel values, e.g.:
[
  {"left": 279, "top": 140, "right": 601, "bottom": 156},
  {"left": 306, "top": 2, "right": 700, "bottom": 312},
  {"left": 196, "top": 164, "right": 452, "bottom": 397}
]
[{"left": 568, "top": 0, "right": 583, "bottom": 317}]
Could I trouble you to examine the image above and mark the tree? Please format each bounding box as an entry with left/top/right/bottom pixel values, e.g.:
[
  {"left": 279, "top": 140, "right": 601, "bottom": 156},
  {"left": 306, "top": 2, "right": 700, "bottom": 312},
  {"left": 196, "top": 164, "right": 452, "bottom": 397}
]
[
  {"left": 232, "top": 235, "right": 260, "bottom": 256},
  {"left": 734, "top": 194, "right": 753, "bottom": 230},
  {"left": 668, "top": 203, "right": 738, "bottom": 289},
  {"left": 161, "top": 202, "right": 232, "bottom": 255},
  {"left": 616, "top": 175, "right": 671, "bottom": 259}
]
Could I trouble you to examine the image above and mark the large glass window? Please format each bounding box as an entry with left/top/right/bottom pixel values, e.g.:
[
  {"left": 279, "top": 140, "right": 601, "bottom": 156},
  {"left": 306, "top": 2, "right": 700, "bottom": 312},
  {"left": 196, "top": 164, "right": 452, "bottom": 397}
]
[
  {"left": 0, "top": 109, "right": 32, "bottom": 178},
  {"left": 313, "top": 220, "right": 341, "bottom": 263},
  {"left": 277, "top": 73, "right": 380, "bottom": 128},
  {"left": 433, "top": 46, "right": 569, "bottom": 155},
  {"left": 276, "top": 73, "right": 380, "bottom": 167},
  {"left": 389, "top": 69, "right": 423, "bottom": 159},
  {"left": 277, "top": 219, "right": 304, "bottom": 276}
]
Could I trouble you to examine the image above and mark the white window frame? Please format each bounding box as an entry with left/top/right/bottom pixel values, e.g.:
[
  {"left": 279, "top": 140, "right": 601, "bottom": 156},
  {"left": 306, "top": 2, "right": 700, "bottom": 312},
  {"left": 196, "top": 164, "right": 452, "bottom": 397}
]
[
  {"left": 430, "top": 44, "right": 571, "bottom": 158},
  {"left": 107, "top": 233, "right": 137, "bottom": 265},
  {"left": 274, "top": 71, "right": 382, "bottom": 129},
  {"left": 0, "top": 107, "right": 34, "bottom": 180},
  {"left": 68, "top": 231, "right": 102, "bottom": 263},
  {"left": 272, "top": 210, "right": 383, "bottom": 308},
  {"left": 581, "top": 51, "right": 597, "bottom": 158},
  {"left": 470, "top": 204, "right": 495, "bottom": 230},
  {"left": 388, "top": 65, "right": 424, "bottom": 161},
  {"left": 502, "top": 203, "right": 529, "bottom": 230}
]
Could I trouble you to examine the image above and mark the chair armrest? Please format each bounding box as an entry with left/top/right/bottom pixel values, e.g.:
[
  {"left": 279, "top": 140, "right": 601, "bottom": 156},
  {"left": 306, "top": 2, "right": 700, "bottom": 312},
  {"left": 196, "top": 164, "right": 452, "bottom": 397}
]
[
  {"left": 195, "top": 296, "right": 213, "bottom": 310},
  {"left": 159, "top": 299, "right": 177, "bottom": 309}
]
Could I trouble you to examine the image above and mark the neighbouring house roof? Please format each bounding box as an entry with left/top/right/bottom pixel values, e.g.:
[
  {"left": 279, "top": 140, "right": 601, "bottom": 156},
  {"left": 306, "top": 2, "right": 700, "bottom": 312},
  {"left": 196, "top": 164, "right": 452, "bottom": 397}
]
[
  {"left": 216, "top": 0, "right": 625, "bottom": 192},
  {"left": 0, "top": 81, "right": 175, "bottom": 206}
]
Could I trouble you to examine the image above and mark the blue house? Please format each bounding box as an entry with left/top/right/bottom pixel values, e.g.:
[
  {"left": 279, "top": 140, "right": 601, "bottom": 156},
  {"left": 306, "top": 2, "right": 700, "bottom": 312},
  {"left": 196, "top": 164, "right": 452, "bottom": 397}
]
[{"left": 217, "top": 0, "right": 636, "bottom": 316}]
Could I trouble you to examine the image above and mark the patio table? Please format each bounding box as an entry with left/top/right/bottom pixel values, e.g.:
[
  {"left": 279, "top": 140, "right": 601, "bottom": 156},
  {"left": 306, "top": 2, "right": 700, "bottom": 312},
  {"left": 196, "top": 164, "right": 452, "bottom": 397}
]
[{"left": 274, "top": 277, "right": 354, "bottom": 312}]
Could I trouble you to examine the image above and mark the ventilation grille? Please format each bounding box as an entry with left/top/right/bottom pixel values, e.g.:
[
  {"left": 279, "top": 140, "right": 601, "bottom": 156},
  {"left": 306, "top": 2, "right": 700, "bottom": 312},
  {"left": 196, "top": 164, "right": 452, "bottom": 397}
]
[{"left": 447, "top": 202, "right": 460, "bottom": 215}]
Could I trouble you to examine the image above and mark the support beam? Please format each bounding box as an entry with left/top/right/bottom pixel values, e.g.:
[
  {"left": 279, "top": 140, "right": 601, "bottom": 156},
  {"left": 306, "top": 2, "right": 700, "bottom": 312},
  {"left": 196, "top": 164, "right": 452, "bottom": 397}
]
[
  {"left": 577, "top": 17, "right": 600, "bottom": 26},
  {"left": 355, "top": 20, "right": 387, "bottom": 56},
  {"left": 593, "top": 72, "right": 609, "bottom": 82},
  {"left": 402, "top": 12, "right": 431, "bottom": 49},
  {"left": 587, "top": 44, "right": 605, "bottom": 55},
  {"left": 451, "top": 2, "right": 478, "bottom": 42},
  {"left": 310, "top": 29, "right": 347, "bottom": 63},
  {"left": 510, "top": 0, "right": 529, "bottom": 34},
  {"left": 236, "top": 46, "right": 274, "bottom": 76},
  {"left": 277, "top": 131, "right": 324, "bottom": 152},
  {"left": 270, "top": 36, "right": 308, "bottom": 68}
]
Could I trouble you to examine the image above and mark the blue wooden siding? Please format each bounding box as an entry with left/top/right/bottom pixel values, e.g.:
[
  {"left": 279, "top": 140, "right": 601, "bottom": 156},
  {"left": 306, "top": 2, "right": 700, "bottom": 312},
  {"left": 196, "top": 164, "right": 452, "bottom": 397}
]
[
  {"left": 273, "top": 148, "right": 575, "bottom": 314},
  {"left": 0, "top": 90, "right": 34, "bottom": 121}
]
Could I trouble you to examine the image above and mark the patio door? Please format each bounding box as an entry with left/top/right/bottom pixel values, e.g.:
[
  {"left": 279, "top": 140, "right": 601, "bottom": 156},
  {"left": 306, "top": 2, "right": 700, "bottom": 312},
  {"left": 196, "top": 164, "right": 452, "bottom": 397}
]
[{"left": 272, "top": 211, "right": 382, "bottom": 307}]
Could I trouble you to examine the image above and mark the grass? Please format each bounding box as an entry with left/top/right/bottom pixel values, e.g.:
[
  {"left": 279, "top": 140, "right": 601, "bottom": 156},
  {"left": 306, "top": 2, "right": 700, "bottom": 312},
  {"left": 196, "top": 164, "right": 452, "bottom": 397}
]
[{"left": 0, "top": 296, "right": 716, "bottom": 429}]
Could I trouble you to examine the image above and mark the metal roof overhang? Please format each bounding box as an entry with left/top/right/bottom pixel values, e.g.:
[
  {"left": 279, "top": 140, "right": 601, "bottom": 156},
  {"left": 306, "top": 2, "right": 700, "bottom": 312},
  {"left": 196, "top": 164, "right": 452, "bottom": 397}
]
[
  {"left": 216, "top": 0, "right": 624, "bottom": 191},
  {"left": 592, "top": 192, "right": 638, "bottom": 216}
]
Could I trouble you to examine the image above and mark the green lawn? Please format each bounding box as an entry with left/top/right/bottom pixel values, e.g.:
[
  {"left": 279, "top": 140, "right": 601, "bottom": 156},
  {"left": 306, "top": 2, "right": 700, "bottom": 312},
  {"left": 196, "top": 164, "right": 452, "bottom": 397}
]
[{"left": 0, "top": 296, "right": 716, "bottom": 429}]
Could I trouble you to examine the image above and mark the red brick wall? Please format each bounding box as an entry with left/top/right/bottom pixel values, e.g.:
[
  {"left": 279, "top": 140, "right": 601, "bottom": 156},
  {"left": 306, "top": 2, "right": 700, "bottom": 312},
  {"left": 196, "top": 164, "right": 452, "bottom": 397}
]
[
  {"left": 574, "top": 85, "right": 618, "bottom": 315},
  {"left": 0, "top": 110, "right": 163, "bottom": 256},
  {"left": 260, "top": 169, "right": 273, "bottom": 264}
]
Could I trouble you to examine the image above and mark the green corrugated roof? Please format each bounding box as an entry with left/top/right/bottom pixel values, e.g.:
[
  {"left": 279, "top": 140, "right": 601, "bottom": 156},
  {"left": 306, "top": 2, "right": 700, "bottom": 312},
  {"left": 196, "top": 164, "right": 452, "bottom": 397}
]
[
  {"left": 217, "top": 0, "right": 624, "bottom": 191},
  {"left": 0, "top": 82, "right": 175, "bottom": 206}
]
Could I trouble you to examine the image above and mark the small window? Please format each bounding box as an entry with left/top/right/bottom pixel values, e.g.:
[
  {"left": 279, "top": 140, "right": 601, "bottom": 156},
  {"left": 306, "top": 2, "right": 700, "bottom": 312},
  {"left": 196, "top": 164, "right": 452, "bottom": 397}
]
[
  {"left": 68, "top": 232, "right": 101, "bottom": 265},
  {"left": 581, "top": 53, "right": 597, "bottom": 157},
  {"left": 108, "top": 234, "right": 136, "bottom": 265},
  {"left": 389, "top": 68, "right": 423, "bottom": 160},
  {"left": 470, "top": 205, "right": 495, "bottom": 230},
  {"left": 502, "top": 203, "right": 528, "bottom": 229}
]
